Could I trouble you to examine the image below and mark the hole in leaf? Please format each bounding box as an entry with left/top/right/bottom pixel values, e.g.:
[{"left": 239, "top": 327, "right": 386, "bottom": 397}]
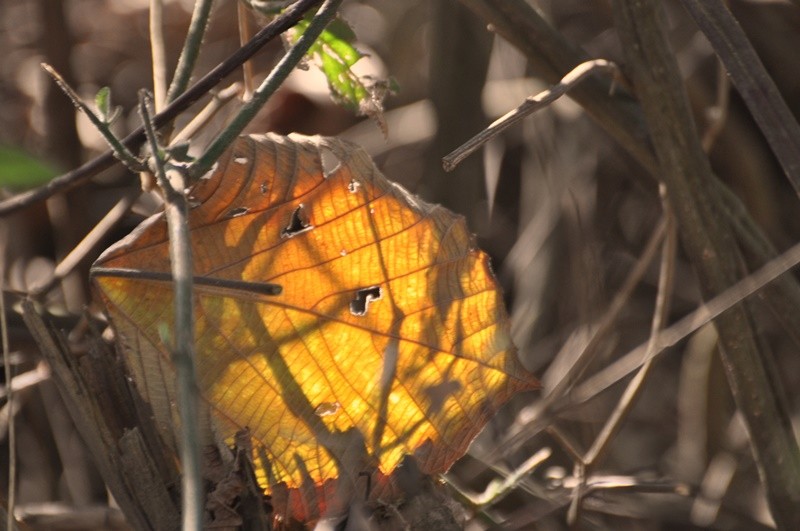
[
  {"left": 234, "top": 157, "right": 249, "bottom": 165},
  {"left": 226, "top": 206, "right": 249, "bottom": 218},
  {"left": 348, "top": 179, "right": 361, "bottom": 193},
  {"left": 350, "top": 286, "right": 382, "bottom": 316},
  {"left": 280, "top": 204, "right": 313, "bottom": 239},
  {"left": 320, "top": 147, "right": 340, "bottom": 178},
  {"left": 314, "top": 401, "right": 341, "bottom": 417},
  {"left": 260, "top": 182, "right": 268, "bottom": 194}
]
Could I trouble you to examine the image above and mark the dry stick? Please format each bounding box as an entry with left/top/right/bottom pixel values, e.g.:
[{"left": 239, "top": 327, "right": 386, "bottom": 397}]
[
  {"left": 525, "top": 161, "right": 794, "bottom": 514},
  {"left": 442, "top": 59, "right": 621, "bottom": 172},
  {"left": 150, "top": 0, "right": 168, "bottom": 112},
  {"left": 572, "top": 239, "right": 800, "bottom": 408},
  {"left": 458, "top": 0, "right": 655, "bottom": 171},
  {"left": 237, "top": 1, "right": 256, "bottom": 100},
  {"left": 1, "top": 268, "right": 16, "bottom": 531},
  {"left": 139, "top": 91, "right": 202, "bottom": 531},
  {"left": 484, "top": 217, "right": 666, "bottom": 484},
  {"left": 21, "top": 300, "right": 178, "bottom": 530},
  {"left": 30, "top": 192, "right": 139, "bottom": 299},
  {"left": 443, "top": 447, "right": 554, "bottom": 529},
  {"left": 546, "top": 217, "right": 667, "bottom": 402},
  {"left": 0, "top": 0, "right": 323, "bottom": 218},
  {"left": 612, "top": 3, "right": 800, "bottom": 528},
  {"left": 567, "top": 188, "right": 678, "bottom": 525},
  {"left": 166, "top": 0, "right": 214, "bottom": 104},
  {"left": 701, "top": 56, "right": 730, "bottom": 152},
  {"left": 456, "top": 0, "right": 800, "bottom": 352},
  {"left": 170, "top": 82, "right": 242, "bottom": 145},
  {"left": 541, "top": 425, "right": 586, "bottom": 524},
  {"left": 191, "top": 0, "right": 344, "bottom": 178},
  {"left": 41, "top": 64, "right": 144, "bottom": 172},
  {"left": 449, "top": 448, "right": 552, "bottom": 508},
  {"left": 0, "top": 365, "right": 50, "bottom": 401},
  {"left": 679, "top": 0, "right": 800, "bottom": 196},
  {"left": 589, "top": 193, "right": 675, "bottom": 469}
]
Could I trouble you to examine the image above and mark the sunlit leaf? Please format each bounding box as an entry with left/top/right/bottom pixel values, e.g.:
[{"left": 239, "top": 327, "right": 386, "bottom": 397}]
[{"left": 92, "top": 134, "right": 538, "bottom": 523}]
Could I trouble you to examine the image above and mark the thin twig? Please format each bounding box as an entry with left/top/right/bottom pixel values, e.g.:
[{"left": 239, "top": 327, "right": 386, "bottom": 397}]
[
  {"left": 442, "top": 59, "right": 621, "bottom": 172},
  {"left": 0, "top": 0, "right": 322, "bottom": 218},
  {"left": 166, "top": 0, "right": 215, "bottom": 104},
  {"left": 491, "top": 218, "right": 667, "bottom": 475},
  {"left": 150, "top": 0, "right": 168, "bottom": 111},
  {"left": 701, "top": 57, "right": 730, "bottom": 152},
  {"left": 613, "top": 2, "right": 800, "bottom": 526},
  {"left": 191, "top": 0, "right": 344, "bottom": 178},
  {"left": 680, "top": 0, "right": 800, "bottom": 197},
  {"left": 456, "top": 0, "right": 800, "bottom": 348},
  {"left": 583, "top": 187, "right": 677, "bottom": 468},
  {"left": 501, "top": 212, "right": 800, "bottom": 462},
  {"left": 450, "top": 448, "right": 551, "bottom": 508},
  {"left": 29, "top": 191, "right": 140, "bottom": 299},
  {"left": 41, "top": 64, "right": 145, "bottom": 172},
  {"left": 139, "top": 90, "right": 201, "bottom": 531},
  {"left": 171, "top": 83, "right": 242, "bottom": 145},
  {"left": 0, "top": 364, "right": 50, "bottom": 401},
  {"left": 1, "top": 260, "right": 16, "bottom": 531},
  {"left": 237, "top": 1, "right": 256, "bottom": 100},
  {"left": 546, "top": 216, "right": 667, "bottom": 402},
  {"left": 546, "top": 425, "right": 584, "bottom": 464},
  {"left": 572, "top": 237, "right": 800, "bottom": 406}
]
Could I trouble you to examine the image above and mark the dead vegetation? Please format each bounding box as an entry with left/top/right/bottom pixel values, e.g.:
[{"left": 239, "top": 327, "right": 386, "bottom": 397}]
[{"left": 2, "top": 0, "right": 800, "bottom": 529}]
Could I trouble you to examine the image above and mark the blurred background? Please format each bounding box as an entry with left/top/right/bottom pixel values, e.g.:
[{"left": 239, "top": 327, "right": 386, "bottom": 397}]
[{"left": 2, "top": 0, "right": 800, "bottom": 528}]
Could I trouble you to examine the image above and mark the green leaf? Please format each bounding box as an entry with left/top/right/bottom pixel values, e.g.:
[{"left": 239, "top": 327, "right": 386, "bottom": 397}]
[
  {"left": 95, "top": 86, "right": 121, "bottom": 124},
  {"left": 0, "top": 147, "right": 58, "bottom": 189},
  {"left": 288, "top": 16, "right": 393, "bottom": 128},
  {"left": 96, "top": 87, "right": 111, "bottom": 117}
]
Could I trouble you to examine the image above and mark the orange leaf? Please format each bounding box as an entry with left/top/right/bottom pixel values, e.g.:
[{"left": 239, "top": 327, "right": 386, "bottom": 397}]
[{"left": 92, "top": 134, "right": 538, "bottom": 523}]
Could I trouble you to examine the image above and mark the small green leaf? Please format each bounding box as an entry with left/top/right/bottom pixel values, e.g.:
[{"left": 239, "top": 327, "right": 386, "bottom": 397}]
[
  {"left": 288, "top": 16, "right": 393, "bottom": 128},
  {"left": 96, "top": 87, "right": 111, "bottom": 117},
  {"left": 95, "top": 86, "right": 121, "bottom": 125},
  {"left": 0, "top": 147, "right": 58, "bottom": 190}
]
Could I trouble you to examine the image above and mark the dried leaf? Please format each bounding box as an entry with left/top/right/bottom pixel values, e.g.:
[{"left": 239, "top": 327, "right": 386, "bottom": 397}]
[{"left": 92, "top": 134, "right": 538, "bottom": 523}]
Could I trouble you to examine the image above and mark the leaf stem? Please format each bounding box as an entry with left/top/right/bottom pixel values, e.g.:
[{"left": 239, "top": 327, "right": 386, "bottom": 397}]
[
  {"left": 139, "top": 90, "right": 202, "bottom": 531},
  {"left": 191, "top": 0, "right": 344, "bottom": 179},
  {"left": 41, "top": 63, "right": 145, "bottom": 172},
  {"left": 171, "top": 82, "right": 242, "bottom": 145},
  {"left": 0, "top": 0, "right": 322, "bottom": 218},
  {"left": 166, "top": 0, "right": 215, "bottom": 104}
]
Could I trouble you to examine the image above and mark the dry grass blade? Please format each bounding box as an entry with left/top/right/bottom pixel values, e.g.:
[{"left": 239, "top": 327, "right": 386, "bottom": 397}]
[
  {"left": 613, "top": 2, "right": 800, "bottom": 525},
  {"left": 573, "top": 238, "right": 800, "bottom": 406},
  {"left": 442, "top": 59, "right": 622, "bottom": 172},
  {"left": 680, "top": 0, "right": 800, "bottom": 195}
]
